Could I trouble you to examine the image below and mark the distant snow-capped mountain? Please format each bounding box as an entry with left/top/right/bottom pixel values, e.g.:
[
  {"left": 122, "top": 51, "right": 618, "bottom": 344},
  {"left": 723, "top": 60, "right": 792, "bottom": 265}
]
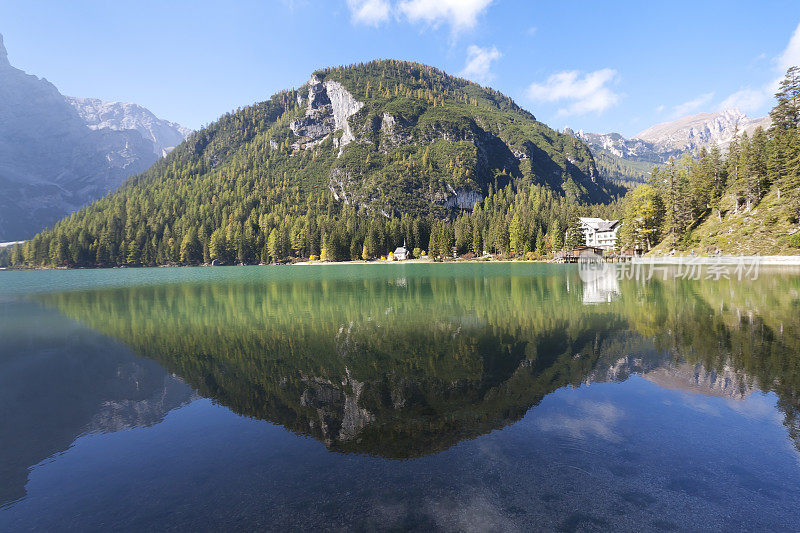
[
  {"left": 67, "top": 97, "right": 192, "bottom": 157},
  {"left": 635, "top": 108, "right": 770, "bottom": 154}
]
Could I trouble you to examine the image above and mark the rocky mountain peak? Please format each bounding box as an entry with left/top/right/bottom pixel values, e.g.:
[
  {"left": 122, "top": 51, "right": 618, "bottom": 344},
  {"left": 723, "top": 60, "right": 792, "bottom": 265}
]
[
  {"left": 635, "top": 108, "right": 770, "bottom": 152},
  {"left": 0, "top": 34, "right": 9, "bottom": 67},
  {"left": 0, "top": 33, "right": 190, "bottom": 240},
  {"left": 66, "top": 97, "right": 192, "bottom": 157}
]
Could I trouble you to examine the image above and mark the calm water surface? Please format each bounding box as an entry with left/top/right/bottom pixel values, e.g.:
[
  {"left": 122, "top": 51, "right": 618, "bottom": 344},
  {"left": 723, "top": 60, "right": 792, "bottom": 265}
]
[{"left": 1, "top": 263, "right": 800, "bottom": 531}]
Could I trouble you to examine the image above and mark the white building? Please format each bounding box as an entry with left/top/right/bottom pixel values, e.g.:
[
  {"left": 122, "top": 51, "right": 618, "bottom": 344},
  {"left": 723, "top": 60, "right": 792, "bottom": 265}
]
[
  {"left": 578, "top": 218, "right": 621, "bottom": 251},
  {"left": 392, "top": 242, "right": 409, "bottom": 261}
]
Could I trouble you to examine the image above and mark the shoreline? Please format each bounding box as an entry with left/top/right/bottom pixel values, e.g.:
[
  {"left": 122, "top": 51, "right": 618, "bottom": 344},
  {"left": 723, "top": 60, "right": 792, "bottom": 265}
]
[
  {"left": 5, "top": 254, "right": 800, "bottom": 271},
  {"left": 630, "top": 255, "right": 800, "bottom": 265}
]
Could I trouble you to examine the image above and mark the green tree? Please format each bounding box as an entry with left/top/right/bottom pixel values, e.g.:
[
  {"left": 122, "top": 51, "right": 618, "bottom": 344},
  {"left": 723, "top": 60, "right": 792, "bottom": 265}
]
[
  {"left": 180, "top": 227, "right": 202, "bottom": 264},
  {"left": 619, "top": 184, "right": 664, "bottom": 251},
  {"left": 209, "top": 228, "right": 228, "bottom": 263},
  {"left": 564, "top": 218, "right": 585, "bottom": 249}
]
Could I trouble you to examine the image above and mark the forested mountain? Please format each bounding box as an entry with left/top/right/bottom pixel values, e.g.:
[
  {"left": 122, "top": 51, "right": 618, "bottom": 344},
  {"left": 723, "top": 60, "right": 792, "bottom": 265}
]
[
  {"left": 11, "top": 59, "right": 621, "bottom": 268},
  {"left": 617, "top": 68, "right": 800, "bottom": 254},
  {"left": 0, "top": 33, "right": 190, "bottom": 241}
]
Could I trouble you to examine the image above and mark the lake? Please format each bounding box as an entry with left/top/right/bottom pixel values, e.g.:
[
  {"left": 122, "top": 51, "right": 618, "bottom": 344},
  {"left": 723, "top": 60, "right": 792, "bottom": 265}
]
[{"left": 1, "top": 263, "right": 800, "bottom": 531}]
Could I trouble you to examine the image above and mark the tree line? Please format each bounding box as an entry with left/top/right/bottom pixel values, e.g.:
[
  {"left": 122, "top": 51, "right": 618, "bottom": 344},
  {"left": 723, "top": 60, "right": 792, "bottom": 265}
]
[
  {"left": 6, "top": 181, "right": 607, "bottom": 267},
  {"left": 618, "top": 67, "right": 800, "bottom": 252}
]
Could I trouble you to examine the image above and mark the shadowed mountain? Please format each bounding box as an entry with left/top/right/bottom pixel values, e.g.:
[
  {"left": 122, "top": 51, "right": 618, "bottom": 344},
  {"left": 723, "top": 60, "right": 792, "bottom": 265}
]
[{"left": 0, "top": 34, "right": 189, "bottom": 240}]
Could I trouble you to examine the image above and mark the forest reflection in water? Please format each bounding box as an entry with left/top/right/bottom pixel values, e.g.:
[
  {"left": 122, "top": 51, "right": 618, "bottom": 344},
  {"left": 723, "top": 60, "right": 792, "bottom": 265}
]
[{"left": 27, "top": 264, "right": 800, "bottom": 458}]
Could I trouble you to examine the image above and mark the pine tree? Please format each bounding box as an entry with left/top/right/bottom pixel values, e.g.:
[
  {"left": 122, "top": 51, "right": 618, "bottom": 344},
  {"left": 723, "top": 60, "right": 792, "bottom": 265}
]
[{"left": 564, "top": 218, "right": 585, "bottom": 249}]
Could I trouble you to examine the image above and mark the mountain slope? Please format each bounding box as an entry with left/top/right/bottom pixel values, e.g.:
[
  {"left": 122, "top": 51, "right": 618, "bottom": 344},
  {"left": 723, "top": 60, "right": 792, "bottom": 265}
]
[
  {"left": 295, "top": 62, "right": 615, "bottom": 209},
  {"left": 16, "top": 60, "right": 620, "bottom": 267},
  {"left": 0, "top": 34, "right": 190, "bottom": 240}
]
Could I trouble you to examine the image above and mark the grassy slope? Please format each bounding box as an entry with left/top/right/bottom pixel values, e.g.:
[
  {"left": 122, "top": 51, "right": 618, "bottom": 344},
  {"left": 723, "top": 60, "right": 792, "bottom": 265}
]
[{"left": 651, "top": 187, "right": 800, "bottom": 255}]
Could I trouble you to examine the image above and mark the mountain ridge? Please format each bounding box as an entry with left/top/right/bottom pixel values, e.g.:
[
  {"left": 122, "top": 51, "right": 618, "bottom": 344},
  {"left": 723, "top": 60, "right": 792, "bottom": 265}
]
[
  {"left": 566, "top": 108, "right": 771, "bottom": 186},
  {"left": 635, "top": 108, "right": 770, "bottom": 153},
  {"left": 66, "top": 97, "right": 192, "bottom": 157}
]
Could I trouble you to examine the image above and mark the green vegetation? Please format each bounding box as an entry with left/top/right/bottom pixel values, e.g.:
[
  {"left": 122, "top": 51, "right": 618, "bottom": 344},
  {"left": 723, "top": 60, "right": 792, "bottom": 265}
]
[
  {"left": 618, "top": 67, "right": 800, "bottom": 254},
  {"left": 591, "top": 145, "right": 659, "bottom": 187},
  {"left": 8, "top": 60, "right": 622, "bottom": 268}
]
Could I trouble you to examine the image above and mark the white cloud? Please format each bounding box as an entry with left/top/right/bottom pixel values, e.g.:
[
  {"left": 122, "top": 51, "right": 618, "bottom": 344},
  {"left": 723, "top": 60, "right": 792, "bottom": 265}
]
[
  {"left": 672, "top": 92, "right": 714, "bottom": 117},
  {"left": 346, "top": 0, "right": 391, "bottom": 26},
  {"left": 398, "top": 0, "right": 493, "bottom": 32},
  {"left": 718, "top": 87, "right": 771, "bottom": 113},
  {"left": 536, "top": 400, "right": 624, "bottom": 442},
  {"left": 460, "top": 45, "right": 501, "bottom": 84},
  {"left": 526, "top": 68, "right": 620, "bottom": 116},
  {"left": 655, "top": 104, "right": 665, "bottom": 113},
  {"left": 716, "top": 21, "right": 800, "bottom": 115},
  {"left": 778, "top": 22, "right": 800, "bottom": 72},
  {"left": 345, "top": 0, "right": 493, "bottom": 33}
]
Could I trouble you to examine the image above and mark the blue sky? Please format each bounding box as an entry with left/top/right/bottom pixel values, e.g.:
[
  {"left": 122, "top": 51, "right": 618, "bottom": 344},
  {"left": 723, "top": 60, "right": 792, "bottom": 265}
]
[{"left": 2, "top": 0, "right": 800, "bottom": 137}]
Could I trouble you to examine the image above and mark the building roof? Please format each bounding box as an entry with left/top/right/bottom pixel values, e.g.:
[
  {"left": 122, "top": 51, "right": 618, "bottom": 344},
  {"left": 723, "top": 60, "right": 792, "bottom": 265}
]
[
  {"left": 579, "top": 217, "right": 620, "bottom": 232},
  {"left": 394, "top": 247, "right": 407, "bottom": 254}
]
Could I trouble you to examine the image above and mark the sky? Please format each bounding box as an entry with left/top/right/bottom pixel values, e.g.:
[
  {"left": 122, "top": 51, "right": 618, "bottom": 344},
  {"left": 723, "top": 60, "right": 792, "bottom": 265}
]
[{"left": 2, "top": 0, "right": 800, "bottom": 137}]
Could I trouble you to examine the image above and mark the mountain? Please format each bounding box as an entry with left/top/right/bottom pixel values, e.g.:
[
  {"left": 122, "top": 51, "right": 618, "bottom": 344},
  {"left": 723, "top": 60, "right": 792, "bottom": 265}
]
[
  {"left": 66, "top": 97, "right": 192, "bottom": 157},
  {"left": 566, "top": 109, "right": 771, "bottom": 186},
  {"left": 16, "top": 59, "right": 620, "bottom": 267},
  {"left": 615, "top": 73, "right": 800, "bottom": 257},
  {"left": 565, "top": 128, "right": 675, "bottom": 186},
  {"left": 568, "top": 129, "right": 669, "bottom": 163},
  {"left": 636, "top": 108, "right": 770, "bottom": 153},
  {"left": 0, "top": 34, "right": 190, "bottom": 241}
]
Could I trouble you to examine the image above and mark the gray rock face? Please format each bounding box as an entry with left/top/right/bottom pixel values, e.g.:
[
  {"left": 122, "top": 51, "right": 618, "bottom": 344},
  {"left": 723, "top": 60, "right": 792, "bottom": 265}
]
[
  {"left": 0, "top": 34, "right": 7, "bottom": 66},
  {"left": 636, "top": 108, "right": 770, "bottom": 154},
  {"left": 66, "top": 97, "right": 192, "bottom": 157},
  {"left": 569, "top": 129, "right": 672, "bottom": 163},
  {"left": 325, "top": 80, "right": 364, "bottom": 147},
  {"left": 444, "top": 188, "right": 484, "bottom": 209},
  {"left": 289, "top": 75, "right": 364, "bottom": 153},
  {"left": 0, "top": 33, "right": 189, "bottom": 240}
]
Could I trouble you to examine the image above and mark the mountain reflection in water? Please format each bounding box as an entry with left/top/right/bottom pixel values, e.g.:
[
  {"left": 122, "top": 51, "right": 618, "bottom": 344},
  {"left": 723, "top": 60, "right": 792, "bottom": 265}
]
[
  {"left": 2, "top": 264, "right": 800, "bottom": 530},
  {"left": 27, "top": 265, "right": 800, "bottom": 457}
]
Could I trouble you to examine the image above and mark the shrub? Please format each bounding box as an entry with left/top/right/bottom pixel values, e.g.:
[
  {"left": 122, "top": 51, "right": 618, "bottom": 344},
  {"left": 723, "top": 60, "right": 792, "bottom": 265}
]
[{"left": 789, "top": 234, "right": 800, "bottom": 248}]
